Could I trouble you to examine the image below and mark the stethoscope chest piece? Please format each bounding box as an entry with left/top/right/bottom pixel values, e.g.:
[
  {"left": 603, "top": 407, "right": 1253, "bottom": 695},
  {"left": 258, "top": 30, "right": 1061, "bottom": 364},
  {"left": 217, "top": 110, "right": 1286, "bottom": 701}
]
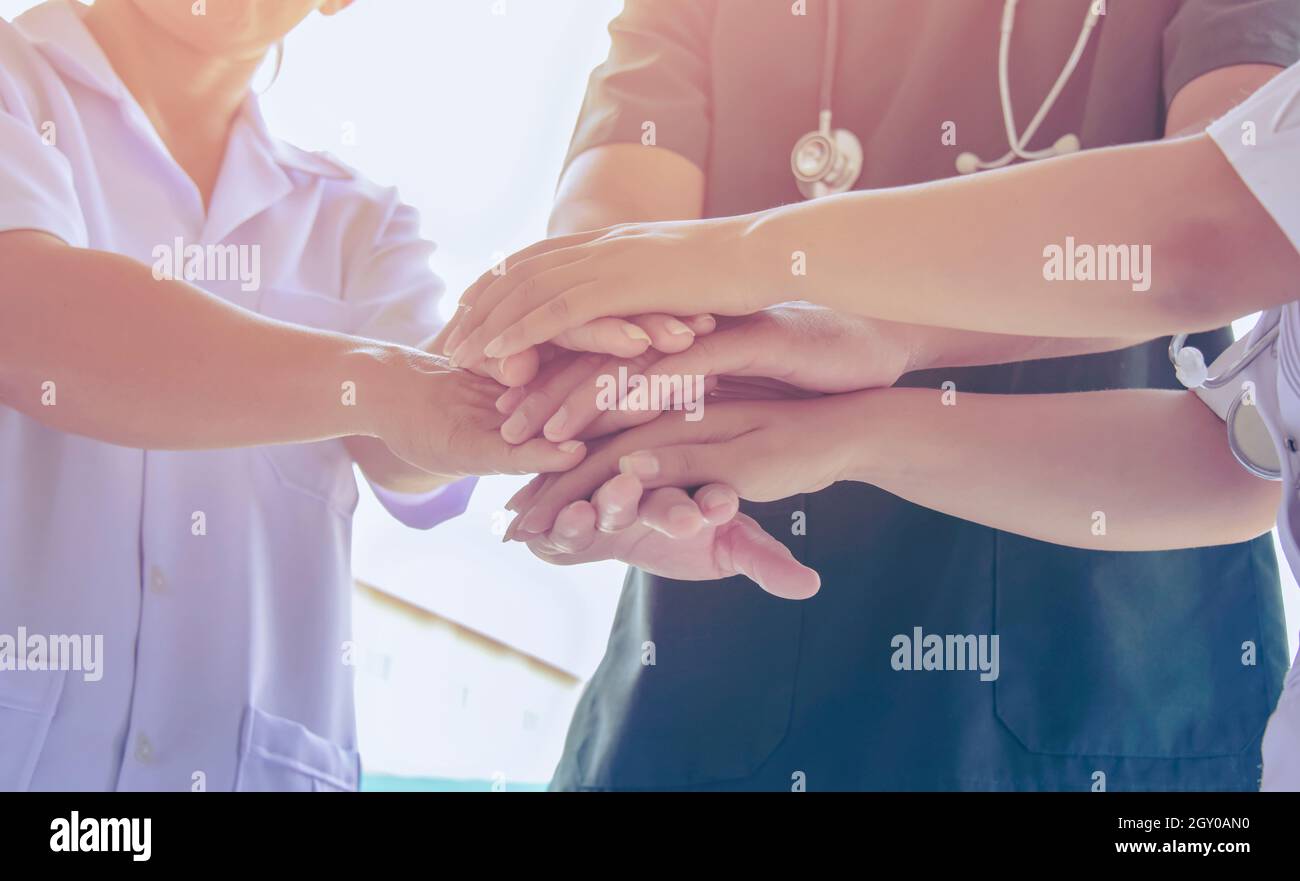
[
  {"left": 1227, "top": 390, "right": 1283, "bottom": 480},
  {"left": 1172, "top": 329, "right": 1284, "bottom": 481},
  {"left": 791, "top": 116, "right": 864, "bottom": 199}
]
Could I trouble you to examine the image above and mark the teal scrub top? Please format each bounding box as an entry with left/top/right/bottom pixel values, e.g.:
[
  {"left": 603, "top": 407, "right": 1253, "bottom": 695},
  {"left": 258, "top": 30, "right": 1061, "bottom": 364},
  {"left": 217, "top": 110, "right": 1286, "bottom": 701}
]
[{"left": 551, "top": 0, "right": 1300, "bottom": 791}]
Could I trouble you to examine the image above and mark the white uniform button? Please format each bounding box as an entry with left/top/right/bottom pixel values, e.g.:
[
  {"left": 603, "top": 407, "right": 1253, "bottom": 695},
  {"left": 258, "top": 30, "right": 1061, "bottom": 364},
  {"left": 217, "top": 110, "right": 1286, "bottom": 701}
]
[
  {"left": 148, "top": 565, "right": 167, "bottom": 595},
  {"left": 134, "top": 733, "right": 154, "bottom": 763}
]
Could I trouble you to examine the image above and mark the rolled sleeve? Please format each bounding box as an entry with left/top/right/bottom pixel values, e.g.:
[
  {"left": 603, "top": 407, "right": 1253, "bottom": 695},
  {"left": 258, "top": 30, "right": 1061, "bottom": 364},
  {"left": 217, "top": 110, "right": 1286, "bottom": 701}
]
[
  {"left": 1207, "top": 60, "right": 1300, "bottom": 254},
  {"left": 1164, "top": 0, "right": 1300, "bottom": 110},
  {"left": 0, "top": 73, "right": 86, "bottom": 247},
  {"left": 563, "top": 0, "right": 717, "bottom": 174}
]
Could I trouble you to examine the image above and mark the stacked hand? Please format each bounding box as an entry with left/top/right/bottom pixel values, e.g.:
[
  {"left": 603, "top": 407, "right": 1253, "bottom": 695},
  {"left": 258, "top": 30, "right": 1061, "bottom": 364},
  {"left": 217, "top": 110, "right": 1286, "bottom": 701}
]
[
  {"left": 486, "top": 303, "right": 916, "bottom": 445},
  {"left": 441, "top": 218, "right": 765, "bottom": 371},
  {"left": 517, "top": 474, "right": 821, "bottom": 601},
  {"left": 439, "top": 226, "right": 914, "bottom": 601}
]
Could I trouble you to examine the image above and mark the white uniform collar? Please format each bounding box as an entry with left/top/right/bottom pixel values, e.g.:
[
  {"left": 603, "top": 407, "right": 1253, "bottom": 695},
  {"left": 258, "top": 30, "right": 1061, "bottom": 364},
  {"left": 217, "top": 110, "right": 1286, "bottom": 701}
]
[{"left": 15, "top": 0, "right": 351, "bottom": 182}]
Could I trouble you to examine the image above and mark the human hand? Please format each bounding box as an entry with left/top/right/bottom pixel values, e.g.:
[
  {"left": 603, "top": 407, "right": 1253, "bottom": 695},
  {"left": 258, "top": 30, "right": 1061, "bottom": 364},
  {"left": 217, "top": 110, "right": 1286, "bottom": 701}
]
[
  {"left": 491, "top": 305, "right": 917, "bottom": 444},
  {"left": 506, "top": 394, "right": 869, "bottom": 534},
  {"left": 519, "top": 474, "right": 820, "bottom": 600},
  {"left": 442, "top": 217, "right": 767, "bottom": 370},
  {"left": 368, "top": 349, "right": 588, "bottom": 478}
]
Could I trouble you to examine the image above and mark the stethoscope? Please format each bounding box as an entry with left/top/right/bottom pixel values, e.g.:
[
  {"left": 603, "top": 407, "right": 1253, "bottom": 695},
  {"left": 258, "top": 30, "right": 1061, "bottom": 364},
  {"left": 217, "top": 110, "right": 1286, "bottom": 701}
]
[
  {"left": 1172, "top": 329, "right": 1284, "bottom": 480},
  {"left": 791, "top": 0, "right": 1102, "bottom": 199}
]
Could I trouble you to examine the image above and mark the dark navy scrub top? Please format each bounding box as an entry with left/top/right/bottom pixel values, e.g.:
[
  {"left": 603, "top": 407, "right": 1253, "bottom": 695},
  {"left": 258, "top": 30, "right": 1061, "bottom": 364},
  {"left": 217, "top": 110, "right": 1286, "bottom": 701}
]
[{"left": 551, "top": 0, "right": 1300, "bottom": 791}]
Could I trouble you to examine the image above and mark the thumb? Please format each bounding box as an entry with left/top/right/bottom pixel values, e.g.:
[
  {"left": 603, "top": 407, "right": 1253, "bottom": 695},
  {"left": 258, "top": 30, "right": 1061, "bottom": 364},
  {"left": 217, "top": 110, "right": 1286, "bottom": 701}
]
[
  {"left": 717, "top": 515, "right": 821, "bottom": 600},
  {"left": 618, "top": 443, "right": 733, "bottom": 491},
  {"left": 498, "top": 437, "right": 588, "bottom": 475},
  {"left": 643, "top": 330, "right": 755, "bottom": 395}
]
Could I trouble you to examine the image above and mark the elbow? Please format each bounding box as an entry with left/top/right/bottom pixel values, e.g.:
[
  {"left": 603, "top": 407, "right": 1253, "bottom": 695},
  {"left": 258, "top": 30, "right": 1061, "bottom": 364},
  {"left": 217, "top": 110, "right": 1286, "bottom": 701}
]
[
  {"left": 1244, "top": 479, "right": 1283, "bottom": 543},
  {"left": 1144, "top": 214, "right": 1246, "bottom": 335},
  {"left": 1220, "top": 474, "right": 1283, "bottom": 547}
]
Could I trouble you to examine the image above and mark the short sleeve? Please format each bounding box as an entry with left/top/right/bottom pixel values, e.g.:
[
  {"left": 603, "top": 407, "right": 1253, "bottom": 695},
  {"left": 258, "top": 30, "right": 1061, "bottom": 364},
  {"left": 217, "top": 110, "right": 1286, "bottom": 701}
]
[
  {"left": 0, "top": 65, "right": 86, "bottom": 247},
  {"left": 369, "top": 478, "right": 476, "bottom": 532},
  {"left": 1164, "top": 0, "right": 1300, "bottom": 109},
  {"left": 1207, "top": 60, "right": 1300, "bottom": 255},
  {"left": 341, "top": 198, "right": 445, "bottom": 348},
  {"left": 562, "top": 0, "right": 717, "bottom": 174},
  {"left": 339, "top": 192, "right": 476, "bottom": 528}
]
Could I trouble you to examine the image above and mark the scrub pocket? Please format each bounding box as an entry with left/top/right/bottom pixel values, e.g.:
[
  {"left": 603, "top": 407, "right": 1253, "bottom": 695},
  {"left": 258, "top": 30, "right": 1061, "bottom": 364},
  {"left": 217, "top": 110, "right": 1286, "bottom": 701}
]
[
  {"left": 0, "top": 669, "right": 66, "bottom": 791},
  {"left": 233, "top": 707, "right": 360, "bottom": 792},
  {"left": 993, "top": 535, "right": 1279, "bottom": 759},
  {"left": 570, "top": 495, "right": 809, "bottom": 789}
]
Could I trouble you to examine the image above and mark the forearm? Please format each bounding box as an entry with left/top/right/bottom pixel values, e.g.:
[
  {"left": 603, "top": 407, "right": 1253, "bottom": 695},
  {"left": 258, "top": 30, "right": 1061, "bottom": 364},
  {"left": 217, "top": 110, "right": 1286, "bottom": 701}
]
[
  {"left": 343, "top": 435, "right": 457, "bottom": 493},
  {"left": 743, "top": 134, "right": 1299, "bottom": 338},
  {"left": 0, "top": 233, "right": 407, "bottom": 450},
  {"left": 846, "top": 386, "right": 1278, "bottom": 550},
  {"left": 549, "top": 145, "right": 705, "bottom": 235},
  {"left": 900, "top": 322, "right": 1145, "bottom": 373}
]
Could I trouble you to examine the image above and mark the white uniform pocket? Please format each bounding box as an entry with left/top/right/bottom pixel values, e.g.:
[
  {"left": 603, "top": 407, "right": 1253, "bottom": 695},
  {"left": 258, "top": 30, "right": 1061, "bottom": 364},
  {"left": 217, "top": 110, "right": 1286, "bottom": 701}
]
[
  {"left": 233, "top": 707, "right": 360, "bottom": 792},
  {"left": 0, "top": 669, "right": 66, "bottom": 791},
  {"left": 259, "top": 440, "right": 360, "bottom": 519}
]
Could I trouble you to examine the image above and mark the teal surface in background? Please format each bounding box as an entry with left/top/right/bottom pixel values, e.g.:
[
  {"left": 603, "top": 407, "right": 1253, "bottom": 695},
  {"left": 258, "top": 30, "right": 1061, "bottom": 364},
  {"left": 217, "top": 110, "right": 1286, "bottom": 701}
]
[{"left": 362, "top": 773, "right": 548, "bottom": 792}]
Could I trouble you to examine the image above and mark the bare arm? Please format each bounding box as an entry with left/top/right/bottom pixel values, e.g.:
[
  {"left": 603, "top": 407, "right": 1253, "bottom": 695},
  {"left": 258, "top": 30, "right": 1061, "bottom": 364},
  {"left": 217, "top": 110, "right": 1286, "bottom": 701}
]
[
  {"left": 510, "top": 385, "right": 1279, "bottom": 553},
  {"left": 0, "top": 231, "right": 584, "bottom": 479},
  {"left": 845, "top": 66, "right": 1288, "bottom": 370},
  {"left": 454, "top": 69, "right": 1299, "bottom": 363},
  {"left": 746, "top": 130, "right": 1297, "bottom": 339},
  {"left": 551, "top": 146, "right": 1139, "bottom": 368},
  {"left": 549, "top": 144, "right": 705, "bottom": 233},
  {"left": 848, "top": 387, "right": 1280, "bottom": 551},
  {"left": 0, "top": 231, "right": 382, "bottom": 448}
]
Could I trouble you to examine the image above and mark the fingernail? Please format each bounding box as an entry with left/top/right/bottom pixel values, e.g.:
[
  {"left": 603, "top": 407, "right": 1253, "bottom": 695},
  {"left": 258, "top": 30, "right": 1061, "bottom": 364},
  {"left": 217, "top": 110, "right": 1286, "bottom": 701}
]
[
  {"left": 665, "top": 318, "right": 694, "bottom": 337},
  {"left": 697, "top": 487, "right": 731, "bottom": 515},
  {"left": 558, "top": 440, "right": 585, "bottom": 455},
  {"left": 668, "top": 504, "right": 699, "bottom": 530},
  {"left": 623, "top": 325, "right": 651, "bottom": 344},
  {"left": 598, "top": 503, "right": 623, "bottom": 533},
  {"left": 496, "top": 387, "right": 526, "bottom": 414},
  {"left": 483, "top": 336, "right": 506, "bottom": 359},
  {"left": 501, "top": 410, "right": 528, "bottom": 441},
  {"left": 543, "top": 407, "right": 568, "bottom": 439},
  {"left": 520, "top": 507, "right": 551, "bottom": 533},
  {"left": 620, "top": 451, "right": 659, "bottom": 479},
  {"left": 691, "top": 315, "right": 716, "bottom": 333},
  {"left": 505, "top": 485, "right": 533, "bottom": 511},
  {"left": 556, "top": 517, "right": 584, "bottom": 539},
  {"left": 449, "top": 340, "right": 470, "bottom": 367},
  {"left": 502, "top": 517, "right": 521, "bottom": 542}
]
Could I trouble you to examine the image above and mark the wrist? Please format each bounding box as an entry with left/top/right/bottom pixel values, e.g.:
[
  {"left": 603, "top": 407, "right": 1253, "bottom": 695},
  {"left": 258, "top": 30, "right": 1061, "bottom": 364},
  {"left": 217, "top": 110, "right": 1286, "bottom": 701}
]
[
  {"left": 347, "top": 342, "right": 442, "bottom": 441},
  {"left": 897, "top": 322, "right": 935, "bottom": 375},
  {"left": 736, "top": 209, "right": 799, "bottom": 312},
  {"left": 830, "top": 388, "right": 901, "bottom": 486}
]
